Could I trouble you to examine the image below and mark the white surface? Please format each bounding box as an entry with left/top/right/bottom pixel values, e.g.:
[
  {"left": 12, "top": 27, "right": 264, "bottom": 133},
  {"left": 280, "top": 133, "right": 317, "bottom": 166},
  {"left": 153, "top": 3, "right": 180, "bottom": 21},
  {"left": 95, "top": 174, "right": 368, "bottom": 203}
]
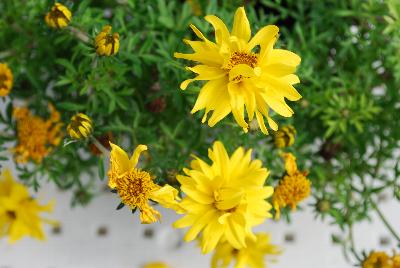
[{"left": 1, "top": 175, "right": 399, "bottom": 268}]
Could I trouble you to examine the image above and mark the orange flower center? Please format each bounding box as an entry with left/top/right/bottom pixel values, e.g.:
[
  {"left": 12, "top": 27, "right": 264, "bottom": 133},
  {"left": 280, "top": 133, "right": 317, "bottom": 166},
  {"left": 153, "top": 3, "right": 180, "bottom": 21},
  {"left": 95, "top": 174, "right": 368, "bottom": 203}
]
[{"left": 225, "top": 52, "right": 258, "bottom": 70}]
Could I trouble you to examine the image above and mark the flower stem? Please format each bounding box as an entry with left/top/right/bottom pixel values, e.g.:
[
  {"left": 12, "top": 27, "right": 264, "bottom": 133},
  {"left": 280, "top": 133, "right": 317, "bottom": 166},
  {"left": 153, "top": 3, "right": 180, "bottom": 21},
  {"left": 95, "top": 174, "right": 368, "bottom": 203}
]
[
  {"left": 371, "top": 200, "right": 400, "bottom": 242},
  {"left": 90, "top": 137, "right": 110, "bottom": 156},
  {"left": 68, "top": 26, "right": 90, "bottom": 43}
]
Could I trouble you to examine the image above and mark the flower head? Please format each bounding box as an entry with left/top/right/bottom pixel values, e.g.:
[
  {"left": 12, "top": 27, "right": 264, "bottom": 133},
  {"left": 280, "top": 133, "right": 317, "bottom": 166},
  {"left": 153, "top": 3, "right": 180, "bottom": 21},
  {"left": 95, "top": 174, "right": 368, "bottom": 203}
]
[
  {"left": 0, "top": 168, "right": 55, "bottom": 243},
  {"left": 0, "top": 63, "right": 13, "bottom": 97},
  {"left": 174, "top": 141, "right": 273, "bottom": 253},
  {"left": 175, "top": 7, "right": 301, "bottom": 135},
  {"left": 211, "top": 233, "right": 281, "bottom": 268},
  {"left": 45, "top": 3, "right": 72, "bottom": 29},
  {"left": 362, "top": 251, "right": 392, "bottom": 268},
  {"left": 393, "top": 254, "right": 400, "bottom": 268},
  {"left": 13, "top": 104, "right": 63, "bottom": 163},
  {"left": 273, "top": 125, "right": 296, "bottom": 148},
  {"left": 107, "top": 142, "right": 181, "bottom": 224},
  {"left": 67, "top": 113, "right": 93, "bottom": 139},
  {"left": 273, "top": 153, "right": 311, "bottom": 219},
  {"left": 95, "top": 25, "right": 120, "bottom": 56}
]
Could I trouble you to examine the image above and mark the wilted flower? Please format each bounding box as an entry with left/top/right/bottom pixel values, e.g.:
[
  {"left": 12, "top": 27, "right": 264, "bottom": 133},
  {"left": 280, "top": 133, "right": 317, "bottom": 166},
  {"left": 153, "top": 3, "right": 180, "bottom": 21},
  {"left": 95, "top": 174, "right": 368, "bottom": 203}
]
[
  {"left": 273, "top": 153, "right": 311, "bottom": 219},
  {"left": 0, "top": 63, "right": 13, "bottom": 97},
  {"left": 13, "top": 104, "right": 63, "bottom": 163},
  {"left": 95, "top": 25, "right": 120, "bottom": 56},
  {"left": 45, "top": 3, "right": 72, "bottom": 29},
  {"left": 67, "top": 113, "right": 93, "bottom": 139},
  {"left": 108, "top": 142, "right": 181, "bottom": 224}
]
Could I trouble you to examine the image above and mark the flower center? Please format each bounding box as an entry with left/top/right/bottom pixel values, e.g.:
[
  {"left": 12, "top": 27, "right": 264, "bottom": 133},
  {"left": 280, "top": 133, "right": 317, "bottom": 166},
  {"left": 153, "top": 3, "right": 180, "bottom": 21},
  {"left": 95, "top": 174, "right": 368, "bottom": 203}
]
[
  {"left": 225, "top": 51, "right": 258, "bottom": 70},
  {"left": 213, "top": 189, "right": 239, "bottom": 213},
  {"left": 6, "top": 210, "right": 16, "bottom": 219},
  {"left": 116, "top": 169, "right": 155, "bottom": 208}
]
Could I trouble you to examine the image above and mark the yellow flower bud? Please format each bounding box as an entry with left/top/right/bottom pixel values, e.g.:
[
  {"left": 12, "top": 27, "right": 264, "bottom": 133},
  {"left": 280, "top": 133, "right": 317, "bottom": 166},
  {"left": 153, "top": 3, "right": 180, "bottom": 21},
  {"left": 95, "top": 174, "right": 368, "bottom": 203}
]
[
  {"left": 273, "top": 125, "right": 296, "bottom": 148},
  {"left": 67, "top": 113, "right": 93, "bottom": 139},
  {"left": 0, "top": 63, "right": 13, "bottom": 97},
  {"left": 95, "top": 25, "right": 120, "bottom": 56},
  {"left": 45, "top": 3, "right": 72, "bottom": 29}
]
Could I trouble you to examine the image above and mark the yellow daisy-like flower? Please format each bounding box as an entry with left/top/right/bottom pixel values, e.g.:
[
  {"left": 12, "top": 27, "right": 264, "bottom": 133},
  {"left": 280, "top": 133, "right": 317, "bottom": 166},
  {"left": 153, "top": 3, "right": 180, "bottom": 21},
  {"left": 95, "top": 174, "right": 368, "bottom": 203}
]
[
  {"left": 0, "top": 168, "right": 55, "bottom": 243},
  {"left": 143, "top": 262, "right": 171, "bottom": 268},
  {"left": 67, "top": 113, "right": 93, "bottom": 139},
  {"left": 362, "top": 251, "right": 392, "bottom": 268},
  {"left": 273, "top": 152, "right": 311, "bottom": 219},
  {"left": 273, "top": 125, "right": 296, "bottom": 148},
  {"left": 211, "top": 233, "right": 281, "bottom": 268},
  {"left": 44, "top": 3, "right": 72, "bottom": 29},
  {"left": 107, "top": 142, "right": 181, "bottom": 224},
  {"left": 95, "top": 25, "right": 120, "bottom": 56},
  {"left": 0, "top": 63, "right": 13, "bottom": 97},
  {"left": 175, "top": 7, "right": 301, "bottom": 135},
  {"left": 174, "top": 141, "right": 273, "bottom": 253},
  {"left": 13, "top": 104, "right": 63, "bottom": 164}
]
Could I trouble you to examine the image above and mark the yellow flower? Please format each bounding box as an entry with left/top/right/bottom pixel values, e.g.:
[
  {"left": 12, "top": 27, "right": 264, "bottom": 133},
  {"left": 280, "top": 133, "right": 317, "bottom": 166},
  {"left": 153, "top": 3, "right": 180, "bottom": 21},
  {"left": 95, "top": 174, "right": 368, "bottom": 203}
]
[
  {"left": 175, "top": 7, "right": 301, "bottom": 135},
  {"left": 0, "top": 63, "right": 13, "bottom": 97},
  {"left": 174, "top": 141, "right": 273, "bottom": 253},
  {"left": 95, "top": 25, "right": 120, "bottom": 56},
  {"left": 362, "top": 251, "right": 392, "bottom": 268},
  {"left": 211, "top": 233, "right": 281, "bottom": 268},
  {"left": 13, "top": 104, "right": 63, "bottom": 164},
  {"left": 67, "top": 113, "right": 93, "bottom": 139},
  {"left": 273, "top": 153, "right": 311, "bottom": 219},
  {"left": 393, "top": 254, "right": 400, "bottom": 268},
  {"left": 45, "top": 3, "right": 72, "bottom": 29},
  {"left": 0, "top": 168, "right": 55, "bottom": 243},
  {"left": 107, "top": 142, "right": 181, "bottom": 224},
  {"left": 273, "top": 125, "right": 296, "bottom": 148},
  {"left": 143, "top": 262, "right": 171, "bottom": 268}
]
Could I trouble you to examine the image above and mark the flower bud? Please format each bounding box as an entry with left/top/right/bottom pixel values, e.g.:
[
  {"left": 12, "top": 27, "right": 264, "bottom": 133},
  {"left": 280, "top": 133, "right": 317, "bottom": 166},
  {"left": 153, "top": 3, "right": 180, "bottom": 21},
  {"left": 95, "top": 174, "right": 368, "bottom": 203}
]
[
  {"left": 95, "top": 25, "right": 120, "bottom": 56},
  {"left": 0, "top": 63, "right": 13, "bottom": 97},
  {"left": 67, "top": 113, "right": 93, "bottom": 139},
  {"left": 45, "top": 3, "right": 72, "bottom": 29},
  {"left": 273, "top": 125, "right": 296, "bottom": 148}
]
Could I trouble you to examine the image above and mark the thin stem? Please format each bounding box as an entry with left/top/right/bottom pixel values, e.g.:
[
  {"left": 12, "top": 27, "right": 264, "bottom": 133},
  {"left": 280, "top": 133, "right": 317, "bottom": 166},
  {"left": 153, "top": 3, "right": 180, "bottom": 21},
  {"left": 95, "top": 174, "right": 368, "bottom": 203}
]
[
  {"left": 90, "top": 136, "right": 110, "bottom": 156},
  {"left": 348, "top": 225, "right": 362, "bottom": 262},
  {"left": 371, "top": 200, "right": 400, "bottom": 242},
  {"left": 68, "top": 26, "right": 90, "bottom": 43}
]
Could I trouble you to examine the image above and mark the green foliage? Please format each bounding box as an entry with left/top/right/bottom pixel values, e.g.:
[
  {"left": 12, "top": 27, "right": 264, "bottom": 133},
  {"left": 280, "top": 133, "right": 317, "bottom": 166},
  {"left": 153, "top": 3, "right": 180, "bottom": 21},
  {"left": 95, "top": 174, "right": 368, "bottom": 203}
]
[{"left": 1, "top": 0, "right": 399, "bottom": 263}]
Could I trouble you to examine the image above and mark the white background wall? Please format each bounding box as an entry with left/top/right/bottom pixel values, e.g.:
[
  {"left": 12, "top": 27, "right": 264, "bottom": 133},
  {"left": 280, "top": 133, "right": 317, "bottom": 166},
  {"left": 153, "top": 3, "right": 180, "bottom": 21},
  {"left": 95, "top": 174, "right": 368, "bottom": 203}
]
[{"left": 1, "top": 167, "right": 399, "bottom": 268}]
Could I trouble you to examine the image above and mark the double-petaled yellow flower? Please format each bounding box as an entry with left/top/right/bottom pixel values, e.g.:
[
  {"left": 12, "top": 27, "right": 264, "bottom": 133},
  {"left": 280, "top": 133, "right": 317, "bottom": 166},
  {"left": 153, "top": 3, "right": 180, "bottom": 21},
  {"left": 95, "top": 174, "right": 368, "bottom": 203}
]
[
  {"left": 273, "top": 153, "right": 311, "bottom": 219},
  {"left": 0, "top": 63, "right": 13, "bottom": 97},
  {"left": 45, "top": 3, "right": 72, "bottom": 29},
  {"left": 211, "top": 233, "right": 281, "bottom": 268},
  {"left": 13, "top": 104, "right": 63, "bottom": 164},
  {"left": 175, "top": 7, "right": 301, "bottom": 135},
  {"left": 108, "top": 143, "right": 181, "bottom": 224},
  {"left": 67, "top": 113, "right": 93, "bottom": 139},
  {"left": 174, "top": 141, "right": 273, "bottom": 253},
  {"left": 95, "top": 25, "right": 120, "bottom": 56},
  {"left": 0, "top": 168, "right": 55, "bottom": 243}
]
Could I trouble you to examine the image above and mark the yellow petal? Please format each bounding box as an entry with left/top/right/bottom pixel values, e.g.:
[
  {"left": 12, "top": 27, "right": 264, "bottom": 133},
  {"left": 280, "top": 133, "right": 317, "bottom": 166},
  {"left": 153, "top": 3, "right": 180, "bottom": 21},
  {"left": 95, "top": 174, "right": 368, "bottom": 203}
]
[
  {"left": 231, "top": 7, "right": 251, "bottom": 42},
  {"left": 129, "top": 144, "right": 148, "bottom": 168},
  {"left": 205, "top": 15, "right": 230, "bottom": 45},
  {"left": 247, "top": 25, "right": 279, "bottom": 51}
]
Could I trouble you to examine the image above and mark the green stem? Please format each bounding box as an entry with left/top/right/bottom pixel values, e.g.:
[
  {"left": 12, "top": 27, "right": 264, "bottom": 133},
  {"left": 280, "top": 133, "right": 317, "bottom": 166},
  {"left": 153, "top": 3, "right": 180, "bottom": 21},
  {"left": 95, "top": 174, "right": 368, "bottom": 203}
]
[{"left": 371, "top": 200, "right": 400, "bottom": 242}]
